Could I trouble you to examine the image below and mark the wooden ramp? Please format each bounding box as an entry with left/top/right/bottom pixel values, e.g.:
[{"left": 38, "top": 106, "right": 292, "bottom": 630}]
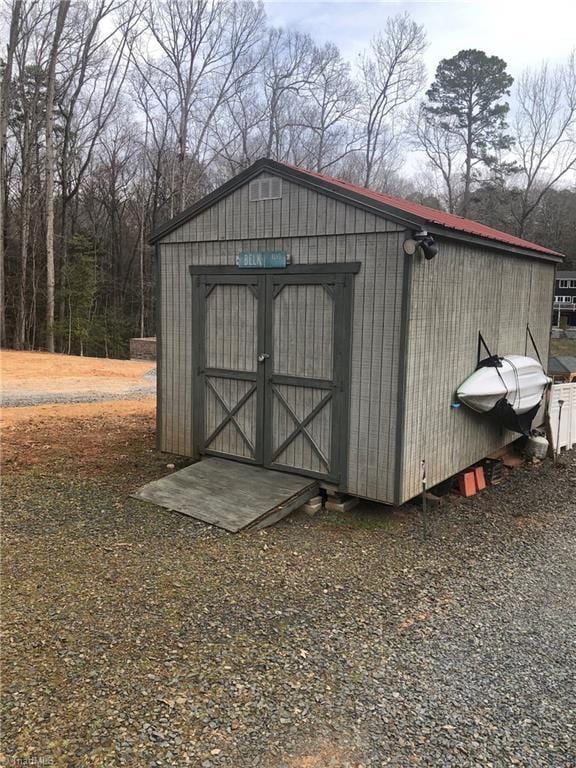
[{"left": 132, "top": 457, "right": 318, "bottom": 532}]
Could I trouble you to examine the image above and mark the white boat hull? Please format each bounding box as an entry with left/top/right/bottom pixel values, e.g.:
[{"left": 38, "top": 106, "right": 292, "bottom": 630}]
[{"left": 457, "top": 356, "right": 551, "bottom": 415}]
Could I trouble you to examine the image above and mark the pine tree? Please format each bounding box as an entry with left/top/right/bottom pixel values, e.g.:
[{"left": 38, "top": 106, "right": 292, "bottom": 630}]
[
  {"left": 58, "top": 235, "right": 98, "bottom": 356},
  {"left": 424, "top": 49, "right": 514, "bottom": 215}
]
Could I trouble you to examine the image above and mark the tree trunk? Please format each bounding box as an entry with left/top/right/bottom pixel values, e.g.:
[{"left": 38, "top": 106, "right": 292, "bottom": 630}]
[
  {"left": 15, "top": 149, "right": 31, "bottom": 349},
  {"left": 461, "top": 99, "right": 474, "bottom": 216},
  {"left": 140, "top": 118, "right": 149, "bottom": 338},
  {"left": 58, "top": 189, "right": 69, "bottom": 349},
  {"left": 0, "top": 0, "right": 22, "bottom": 347},
  {"left": 178, "top": 106, "right": 187, "bottom": 212},
  {"left": 45, "top": 0, "right": 69, "bottom": 353},
  {"left": 363, "top": 122, "right": 374, "bottom": 187},
  {"left": 462, "top": 150, "right": 472, "bottom": 216}
]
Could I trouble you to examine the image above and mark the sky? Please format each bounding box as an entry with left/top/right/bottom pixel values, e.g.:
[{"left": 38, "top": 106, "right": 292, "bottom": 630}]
[{"left": 263, "top": 0, "right": 576, "bottom": 82}]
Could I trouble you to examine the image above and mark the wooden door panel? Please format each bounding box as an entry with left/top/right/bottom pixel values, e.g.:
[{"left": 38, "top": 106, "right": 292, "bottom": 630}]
[
  {"left": 204, "top": 376, "right": 258, "bottom": 459},
  {"left": 194, "top": 276, "right": 264, "bottom": 463},
  {"left": 265, "top": 274, "right": 350, "bottom": 482},
  {"left": 205, "top": 284, "right": 258, "bottom": 372},
  {"left": 270, "top": 383, "right": 332, "bottom": 474},
  {"left": 272, "top": 284, "right": 334, "bottom": 379}
]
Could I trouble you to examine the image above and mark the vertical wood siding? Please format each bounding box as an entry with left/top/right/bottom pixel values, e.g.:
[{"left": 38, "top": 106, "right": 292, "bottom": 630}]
[
  {"left": 158, "top": 249, "right": 192, "bottom": 456},
  {"left": 157, "top": 172, "right": 555, "bottom": 505},
  {"left": 205, "top": 285, "right": 258, "bottom": 372},
  {"left": 399, "top": 242, "right": 555, "bottom": 502},
  {"left": 270, "top": 282, "right": 336, "bottom": 476},
  {"left": 159, "top": 224, "right": 405, "bottom": 502},
  {"left": 162, "top": 175, "right": 402, "bottom": 242},
  {"left": 272, "top": 384, "right": 332, "bottom": 475},
  {"left": 273, "top": 284, "right": 334, "bottom": 380},
  {"left": 205, "top": 377, "right": 257, "bottom": 459}
]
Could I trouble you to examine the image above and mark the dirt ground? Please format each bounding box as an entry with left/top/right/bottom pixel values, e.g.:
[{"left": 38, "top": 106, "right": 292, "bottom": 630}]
[
  {"left": 1, "top": 350, "right": 155, "bottom": 406},
  {"left": 1, "top": 350, "right": 157, "bottom": 476},
  {"left": 2, "top": 399, "right": 157, "bottom": 482},
  {"left": 1, "top": 349, "right": 153, "bottom": 387},
  {"left": 2, "top": 398, "right": 574, "bottom": 768}
]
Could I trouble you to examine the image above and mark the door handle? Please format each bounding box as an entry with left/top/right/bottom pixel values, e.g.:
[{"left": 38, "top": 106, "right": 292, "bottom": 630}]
[{"left": 257, "top": 353, "right": 270, "bottom": 363}]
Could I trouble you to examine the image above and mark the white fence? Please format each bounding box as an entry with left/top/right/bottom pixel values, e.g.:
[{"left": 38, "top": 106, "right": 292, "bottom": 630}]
[{"left": 549, "top": 383, "right": 576, "bottom": 452}]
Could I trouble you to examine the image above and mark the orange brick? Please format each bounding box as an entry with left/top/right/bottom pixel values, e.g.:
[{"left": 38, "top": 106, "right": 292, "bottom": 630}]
[
  {"left": 474, "top": 466, "right": 486, "bottom": 491},
  {"left": 458, "top": 470, "right": 477, "bottom": 497}
]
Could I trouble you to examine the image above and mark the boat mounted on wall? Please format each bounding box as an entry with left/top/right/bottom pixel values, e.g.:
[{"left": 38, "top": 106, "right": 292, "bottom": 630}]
[{"left": 457, "top": 355, "right": 552, "bottom": 435}]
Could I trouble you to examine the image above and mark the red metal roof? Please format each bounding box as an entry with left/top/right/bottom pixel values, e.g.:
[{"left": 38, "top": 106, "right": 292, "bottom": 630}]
[{"left": 284, "top": 162, "right": 563, "bottom": 258}]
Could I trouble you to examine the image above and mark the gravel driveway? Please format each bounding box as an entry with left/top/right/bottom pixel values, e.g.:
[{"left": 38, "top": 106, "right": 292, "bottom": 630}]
[
  {"left": 1, "top": 418, "right": 574, "bottom": 767},
  {"left": 1, "top": 351, "right": 156, "bottom": 407},
  {"left": 1, "top": 370, "right": 156, "bottom": 407}
]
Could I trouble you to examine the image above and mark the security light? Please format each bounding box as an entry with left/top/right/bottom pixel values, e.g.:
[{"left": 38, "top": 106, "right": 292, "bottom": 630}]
[{"left": 413, "top": 230, "right": 438, "bottom": 260}]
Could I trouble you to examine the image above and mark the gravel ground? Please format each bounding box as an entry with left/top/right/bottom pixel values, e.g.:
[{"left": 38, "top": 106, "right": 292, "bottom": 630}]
[
  {"left": 0, "top": 351, "right": 156, "bottom": 408},
  {"left": 0, "top": 368, "right": 156, "bottom": 408},
  {"left": 1, "top": 420, "right": 575, "bottom": 768},
  {"left": 1, "top": 382, "right": 156, "bottom": 407}
]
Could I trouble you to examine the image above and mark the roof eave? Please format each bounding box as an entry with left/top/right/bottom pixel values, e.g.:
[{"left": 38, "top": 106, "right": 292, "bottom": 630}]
[{"left": 423, "top": 224, "right": 564, "bottom": 263}]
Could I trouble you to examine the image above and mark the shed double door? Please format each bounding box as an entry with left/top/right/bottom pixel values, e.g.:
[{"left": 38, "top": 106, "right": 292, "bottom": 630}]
[{"left": 193, "top": 270, "right": 353, "bottom": 482}]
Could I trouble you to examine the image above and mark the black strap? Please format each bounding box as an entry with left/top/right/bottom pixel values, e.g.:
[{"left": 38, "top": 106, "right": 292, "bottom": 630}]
[
  {"left": 477, "top": 332, "right": 502, "bottom": 369},
  {"left": 477, "top": 332, "right": 493, "bottom": 364},
  {"left": 525, "top": 324, "right": 543, "bottom": 365}
]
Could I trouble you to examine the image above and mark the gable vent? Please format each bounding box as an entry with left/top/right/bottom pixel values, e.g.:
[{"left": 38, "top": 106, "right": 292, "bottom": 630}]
[{"left": 250, "top": 176, "right": 282, "bottom": 201}]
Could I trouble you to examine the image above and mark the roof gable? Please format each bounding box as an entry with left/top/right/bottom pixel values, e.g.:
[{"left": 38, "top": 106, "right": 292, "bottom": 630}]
[{"left": 151, "top": 158, "right": 564, "bottom": 262}]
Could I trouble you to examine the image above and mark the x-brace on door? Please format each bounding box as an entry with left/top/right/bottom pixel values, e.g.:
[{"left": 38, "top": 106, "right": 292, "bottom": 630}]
[{"left": 192, "top": 268, "right": 354, "bottom": 483}]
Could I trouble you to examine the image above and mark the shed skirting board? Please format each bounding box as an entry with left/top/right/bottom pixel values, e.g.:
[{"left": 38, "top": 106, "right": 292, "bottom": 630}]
[
  {"left": 398, "top": 244, "right": 554, "bottom": 503},
  {"left": 157, "top": 231, "right": 404, "bottom": 504}
]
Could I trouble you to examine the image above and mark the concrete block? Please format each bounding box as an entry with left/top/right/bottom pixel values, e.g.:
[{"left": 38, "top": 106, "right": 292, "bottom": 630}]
[
  {"left": 301, "top": 502, "right": 323, "bottom": 516},
  {"left": 130, "top": 337, "right": 156, "bottom": 360},
  {"left": 325, "top": 497, "right": 359, "bottom": 513},
  {"left": 421, "top": 491, "right": 443, "bottom": 507}
]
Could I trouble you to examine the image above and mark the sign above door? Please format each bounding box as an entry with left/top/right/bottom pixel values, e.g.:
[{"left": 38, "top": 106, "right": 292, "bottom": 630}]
[{"left": 237, "top": 251, "right": 288, "bottom": 269}]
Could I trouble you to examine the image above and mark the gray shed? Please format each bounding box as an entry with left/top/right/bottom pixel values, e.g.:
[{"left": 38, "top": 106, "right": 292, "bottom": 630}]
[{"left": 151, "top": 159, "right": 562, "bottom": 506}]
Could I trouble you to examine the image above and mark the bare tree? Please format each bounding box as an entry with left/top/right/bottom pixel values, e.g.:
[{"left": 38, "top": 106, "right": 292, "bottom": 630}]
[
  {"left": 511, "top": 51, "right": 576, "bottom": 236},
  {"left": 130, "top": 59, "right": 179, "bottom": 219},
  {"left": 211, "top": 76, "right": 267, "bottom": 175},
  {"left": 262, "top": 28, "right": 316, "bottom": 161},
  {"left": 0, "top": 0, "right": 22, "bottom": 346},
  {"left": 11, "top": 0, "right": 51, "bottom": 349},
  {"left": 415, "top": 104, "right": 461, "bottom": 212},
  {"left": 358, "top": 12, "right": 426, "bottom": 187},
  {"left": 298, "top": 41, "right": 359, "bottom": 172},
  {"left": 135, "top": 0, "right": 265, "bottom": 212},
  {"left": 45, "top": 0, "right": 69, "bottom": 353},
  {"left": 55, "top": 0, "right": 140, "bottom": 345}
]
